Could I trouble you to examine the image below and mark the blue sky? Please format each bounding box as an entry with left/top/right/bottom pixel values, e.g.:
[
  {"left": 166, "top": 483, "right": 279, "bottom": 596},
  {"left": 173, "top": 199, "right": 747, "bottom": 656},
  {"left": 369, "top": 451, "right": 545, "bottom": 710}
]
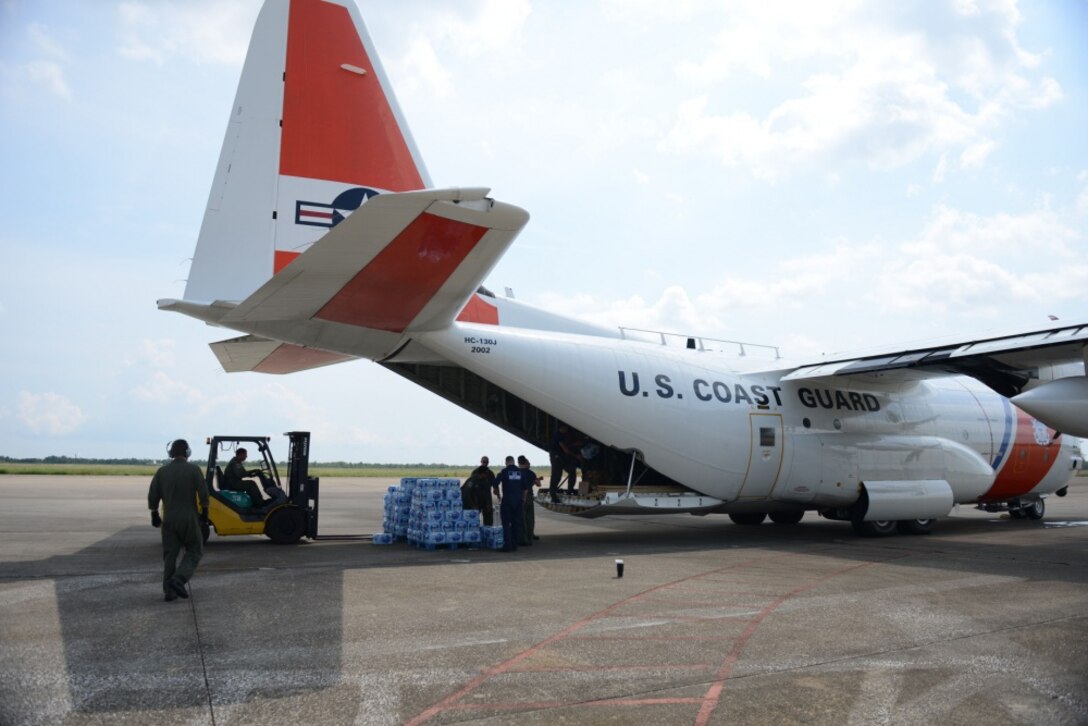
[{"left": 1, "top": 0, "right": 1085, "bottom": 463}]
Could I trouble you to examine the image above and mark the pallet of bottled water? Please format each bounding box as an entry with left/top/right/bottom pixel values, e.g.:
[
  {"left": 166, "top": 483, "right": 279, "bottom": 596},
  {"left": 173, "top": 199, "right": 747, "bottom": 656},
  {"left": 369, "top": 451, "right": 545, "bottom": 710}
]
[
  {"left": 376, "top": 477, "right": 483, "bottom": 550},
  {"left": 480, "top": 525, "right": 504, "bottom": 550}
]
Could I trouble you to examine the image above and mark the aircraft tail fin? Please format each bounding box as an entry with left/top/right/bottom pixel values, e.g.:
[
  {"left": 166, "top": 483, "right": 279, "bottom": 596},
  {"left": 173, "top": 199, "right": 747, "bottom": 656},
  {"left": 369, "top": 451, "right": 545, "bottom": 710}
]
[{"left": 184, "top": 0, "right": 431, "bottom": 304}]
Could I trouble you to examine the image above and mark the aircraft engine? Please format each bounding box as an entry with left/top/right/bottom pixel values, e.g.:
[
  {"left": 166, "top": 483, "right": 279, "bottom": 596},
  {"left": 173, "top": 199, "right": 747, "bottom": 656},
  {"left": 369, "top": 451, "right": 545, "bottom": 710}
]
[{"left": 1011, "top": 376, "right": 1088, "bottom": 438}]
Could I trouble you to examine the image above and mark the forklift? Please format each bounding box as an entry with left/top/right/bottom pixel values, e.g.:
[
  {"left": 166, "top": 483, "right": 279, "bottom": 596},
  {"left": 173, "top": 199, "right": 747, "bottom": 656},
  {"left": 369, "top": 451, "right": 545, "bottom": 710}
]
[{"left": 202, "top": 431, "right": 319, "bottom": 545}]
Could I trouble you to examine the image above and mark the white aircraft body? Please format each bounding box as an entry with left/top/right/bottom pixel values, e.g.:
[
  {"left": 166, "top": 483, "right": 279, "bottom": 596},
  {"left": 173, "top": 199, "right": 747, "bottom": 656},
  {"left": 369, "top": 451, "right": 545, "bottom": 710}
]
[{"left": 160, "top": 0, "right": 1087, "bottom": 536}]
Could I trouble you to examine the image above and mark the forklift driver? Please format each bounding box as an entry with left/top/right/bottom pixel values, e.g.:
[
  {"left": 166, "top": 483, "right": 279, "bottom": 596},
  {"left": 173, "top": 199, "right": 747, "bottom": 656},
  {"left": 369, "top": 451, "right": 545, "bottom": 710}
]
[{"left": 222, "top": 448, "right": 276, "bottom": 508}]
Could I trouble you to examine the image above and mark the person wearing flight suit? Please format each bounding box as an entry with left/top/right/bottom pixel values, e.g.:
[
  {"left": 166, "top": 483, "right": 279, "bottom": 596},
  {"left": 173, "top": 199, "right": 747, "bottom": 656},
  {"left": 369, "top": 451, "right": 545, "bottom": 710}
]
[
  {"left": 221, "top": 447, "right": 274, "bottom": 508},
  {"left": 466, "top": 456, "right": 496, "bottom": 526},
  {"left": 518, "top": 455, "right": 542, "bottom": 545},
  {"left": 148, "top": 439, "right": 209, "bottom": 602},
  {"left": 492, "top": 456, "right": 525, "bottom": 552}
]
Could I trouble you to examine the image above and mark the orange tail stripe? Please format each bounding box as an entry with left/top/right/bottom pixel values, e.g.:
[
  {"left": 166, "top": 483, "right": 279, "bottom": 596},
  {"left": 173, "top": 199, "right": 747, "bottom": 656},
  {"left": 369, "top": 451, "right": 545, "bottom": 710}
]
[
  {"left": 315, "top": 212, "right": 488, "bottom": 332},
  {"left": 280, "top": 0, "right": 424, "bottom": 190},
  {"left": 456, "top": 294, "right": 499, "bottom": 325}
]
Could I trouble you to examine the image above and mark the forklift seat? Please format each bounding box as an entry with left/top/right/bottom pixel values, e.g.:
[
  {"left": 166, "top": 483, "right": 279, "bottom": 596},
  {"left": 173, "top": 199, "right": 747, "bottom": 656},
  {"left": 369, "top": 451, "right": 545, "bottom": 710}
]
[{"left": 213, "top": 466, "right": 224, "bottom": 491}]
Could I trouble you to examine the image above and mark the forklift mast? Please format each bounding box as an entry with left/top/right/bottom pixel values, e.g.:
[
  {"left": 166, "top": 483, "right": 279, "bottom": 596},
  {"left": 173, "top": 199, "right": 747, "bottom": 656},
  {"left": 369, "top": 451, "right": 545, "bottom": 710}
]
[{"left": 285, "top": 431, "right": 319, "bottom": 539}]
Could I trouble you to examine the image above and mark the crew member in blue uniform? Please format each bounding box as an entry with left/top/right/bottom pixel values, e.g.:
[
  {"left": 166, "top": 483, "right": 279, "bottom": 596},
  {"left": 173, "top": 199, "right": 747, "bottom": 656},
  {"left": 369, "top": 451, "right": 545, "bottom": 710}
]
[
  {"left": 518, "top": 455, "right": 542, "bottom": 545},
  {"left": 492, "top": 455, "right": 525, "bottom": 552}
]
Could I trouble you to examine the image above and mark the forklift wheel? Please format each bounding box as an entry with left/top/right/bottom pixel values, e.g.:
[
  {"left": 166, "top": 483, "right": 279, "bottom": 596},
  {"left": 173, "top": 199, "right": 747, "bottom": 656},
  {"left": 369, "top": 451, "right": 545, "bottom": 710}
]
[{"left": 265, "top": 507, "right": 306, "bottom": 545}]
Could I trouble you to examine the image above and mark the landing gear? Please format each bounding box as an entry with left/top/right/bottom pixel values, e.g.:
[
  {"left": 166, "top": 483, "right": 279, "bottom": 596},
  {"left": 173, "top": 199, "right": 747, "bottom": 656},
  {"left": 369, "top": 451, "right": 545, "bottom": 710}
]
[
  {"left": 896, "top": 518, "right": 934, "bottom": 535},
  {"left": 1005, "top": 499, "right": 1044, "bottom": 520},
  {"left": 1023, "top": 499, "right": 1045, "bottom": 520},
  {"left": 979, "top": 497, "right": 1046, "bottom": 521},
  {"left": 729, "top": 512, "right": 767, "bottom": 526},
  {"left": 851, "top": 519, "right": 897, "bottom": 537},
  {"left": 769, "top": 510, "right": 805, "bottom": 525}
]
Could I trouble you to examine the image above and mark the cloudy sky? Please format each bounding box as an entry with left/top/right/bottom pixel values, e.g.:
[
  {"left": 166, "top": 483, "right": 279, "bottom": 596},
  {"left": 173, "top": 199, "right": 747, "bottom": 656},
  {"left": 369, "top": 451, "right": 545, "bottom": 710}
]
[{"left": 1, "top": 0, "right": 1085, "bottom": 463}]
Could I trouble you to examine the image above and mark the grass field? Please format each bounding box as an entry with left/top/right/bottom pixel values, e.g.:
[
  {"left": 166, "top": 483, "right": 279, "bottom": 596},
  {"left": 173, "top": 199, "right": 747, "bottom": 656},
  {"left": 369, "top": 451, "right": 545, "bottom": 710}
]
[{"left": 0, "top": 463, "right": 475, "bottom": 479}]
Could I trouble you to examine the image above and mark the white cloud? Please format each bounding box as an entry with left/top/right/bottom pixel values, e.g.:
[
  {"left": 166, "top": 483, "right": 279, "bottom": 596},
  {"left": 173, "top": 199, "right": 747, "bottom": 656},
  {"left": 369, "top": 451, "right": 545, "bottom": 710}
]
[
  {"left": 393, "top": 0, "right": 530, "bottom": 98},
  {"left": 28, "top": 22, "right": 68, "bottom": 61},
  {"left": 136, "top": 339, "right": 176, "bottom": 368},
  {"left": 959, "top": 140, "right": 995, "bottom": 169},
  {"left": 878, "top": 252, "right": 1038, "bottom": 314},
  {"left": 905, "top": 203, "right": 1078, "bottom": 257},
  {"left": 539, "top": 242, "right": 880, "bottom": 334},
  {"left": 117, "top": 1, "right": 258, "bottom": 66},
  {"left": 534, "top": 197, "right": 1086, "bottom": 353},
  {"left": 428, "top": 0, "right": 531, "bottom": 58},
  {"left": 661, "top": 1, "right": 1061, "bottom": 181},
  {"left": 400, "top": 36, "right": 453, "bottom": 99},
  {"left": 132, "top": 370, "right": 204, "bottom": 406},
  {"left": 24, "top": 60, "right": 70, "bottom": 99},
  {"left": 17, "top": 392, "right": 87, "bottom": 435}
]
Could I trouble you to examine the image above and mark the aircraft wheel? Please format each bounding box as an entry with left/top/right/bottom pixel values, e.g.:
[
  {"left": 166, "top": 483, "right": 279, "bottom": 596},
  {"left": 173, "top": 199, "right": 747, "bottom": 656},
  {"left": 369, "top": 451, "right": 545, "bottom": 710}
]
[
  {"left": 852, "top": 519, "right": 897, "bottom": 537},
  {"left": 769, "top": 510, "right": 805, "bottom": 525},
  {"left": 896, "top": 518, "right": 934, "bottom": 535},
  {"left": 1009, "top": 508, "right": 1027, "bottom": 520},
  {"left": 265, "top": 507, "right": 306, "bottom": 544},
  {"left": 729, "top": 512, "right": 767, "bottom": 526},
  {"left": 1024, "top": 499, "right": 1045, "bottom": 520}
]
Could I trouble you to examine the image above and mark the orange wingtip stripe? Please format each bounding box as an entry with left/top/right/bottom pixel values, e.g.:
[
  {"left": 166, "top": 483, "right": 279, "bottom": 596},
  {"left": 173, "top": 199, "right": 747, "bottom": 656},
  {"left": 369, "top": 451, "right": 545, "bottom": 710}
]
[{"left": 315, "top": 212, "right": 488, "bottom": 332}]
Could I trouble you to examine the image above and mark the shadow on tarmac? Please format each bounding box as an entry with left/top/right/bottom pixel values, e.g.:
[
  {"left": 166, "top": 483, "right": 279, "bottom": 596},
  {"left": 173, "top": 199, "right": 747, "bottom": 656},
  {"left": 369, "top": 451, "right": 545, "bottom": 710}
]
[{"left": 7, "top": 509, "right": 1087, "bottom": 717}]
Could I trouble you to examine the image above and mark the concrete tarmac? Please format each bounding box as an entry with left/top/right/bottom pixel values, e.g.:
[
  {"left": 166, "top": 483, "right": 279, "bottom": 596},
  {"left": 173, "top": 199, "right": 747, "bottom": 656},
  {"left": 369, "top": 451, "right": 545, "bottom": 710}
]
[{"left": 1, "top": 475, "right": 1086, "bottom": 725}]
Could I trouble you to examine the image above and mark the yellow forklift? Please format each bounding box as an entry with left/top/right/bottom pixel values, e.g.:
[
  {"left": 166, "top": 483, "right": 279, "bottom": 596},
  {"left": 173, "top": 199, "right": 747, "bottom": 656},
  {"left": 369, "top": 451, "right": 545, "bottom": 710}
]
[{"left": 202, "top": 431, "right": 319, "bottom": 545}]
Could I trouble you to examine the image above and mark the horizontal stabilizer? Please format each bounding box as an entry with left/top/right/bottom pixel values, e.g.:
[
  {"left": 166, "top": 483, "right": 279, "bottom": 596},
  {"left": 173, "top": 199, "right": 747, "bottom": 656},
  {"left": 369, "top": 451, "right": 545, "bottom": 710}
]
[
  {"left": 223, "top": 188, "right": 529, "bottom": 337},
  {"left": 210, "top": 334, "right": 354, "bottom": 374}
]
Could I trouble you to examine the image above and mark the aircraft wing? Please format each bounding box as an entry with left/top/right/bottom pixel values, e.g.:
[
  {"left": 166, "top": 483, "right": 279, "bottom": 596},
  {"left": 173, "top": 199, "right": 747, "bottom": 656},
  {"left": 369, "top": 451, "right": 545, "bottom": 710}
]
[
  {"left": 781, "top": 320, "right": 1088, "bottom": 397},
  {"left": 209, "top": 335, "right": 355, "bottom": 374}
]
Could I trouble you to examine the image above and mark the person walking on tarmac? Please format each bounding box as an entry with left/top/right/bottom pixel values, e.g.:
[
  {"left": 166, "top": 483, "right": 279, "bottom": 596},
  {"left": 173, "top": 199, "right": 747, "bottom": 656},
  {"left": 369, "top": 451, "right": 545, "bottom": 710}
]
[
  {"left": 221, "top": 447, "right": 275, "bottom": 508},
  {"left": 466, "top": 455, "right": 496, "bottom": 526},
  {"left": 492, "top": 455, "right": 525, "bottom": 552},
  {"left": 148, "top": 439, "right": 209, "bottom": 602},
  {"left": 518, "top": 455, "right": 542, "bottom": 545}
]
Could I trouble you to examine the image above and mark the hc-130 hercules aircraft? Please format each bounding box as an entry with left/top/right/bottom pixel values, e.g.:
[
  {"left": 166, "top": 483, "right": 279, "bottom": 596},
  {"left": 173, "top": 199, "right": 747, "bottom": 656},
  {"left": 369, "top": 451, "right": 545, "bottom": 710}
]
[{"left": 160, "top": 0, "right": 1086, "bottom": 536}]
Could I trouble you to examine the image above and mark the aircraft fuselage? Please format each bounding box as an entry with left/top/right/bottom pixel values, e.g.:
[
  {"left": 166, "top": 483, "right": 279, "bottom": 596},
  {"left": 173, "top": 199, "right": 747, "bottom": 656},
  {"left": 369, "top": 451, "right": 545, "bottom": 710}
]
[{"left": 420, "top": 324, "right": 1079, "bottom": 510}]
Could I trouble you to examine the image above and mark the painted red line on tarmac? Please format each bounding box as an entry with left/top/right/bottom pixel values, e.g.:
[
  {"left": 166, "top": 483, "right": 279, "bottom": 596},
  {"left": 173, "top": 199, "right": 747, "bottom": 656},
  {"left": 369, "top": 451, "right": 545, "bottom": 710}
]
[
  {"left": 510, "top": 663, "right": 711, "bottom": 674},
  {"left": 442, "top": 696, "right": 707, "bottom": 715},
  {"left": 693, "top": 559, "right": 897, "bottom": 726},
  {"left": 571, "top": 634, "right": 739, "bottom": 642},
  {"left": 405, "top": 556, "right": 785, "bottom": 726},
  {"left": 598, "top": 697, "right": 705, "bottom": 706},
  {"left": 624, "top": 613, "right": 765, "bottom": 622}
]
